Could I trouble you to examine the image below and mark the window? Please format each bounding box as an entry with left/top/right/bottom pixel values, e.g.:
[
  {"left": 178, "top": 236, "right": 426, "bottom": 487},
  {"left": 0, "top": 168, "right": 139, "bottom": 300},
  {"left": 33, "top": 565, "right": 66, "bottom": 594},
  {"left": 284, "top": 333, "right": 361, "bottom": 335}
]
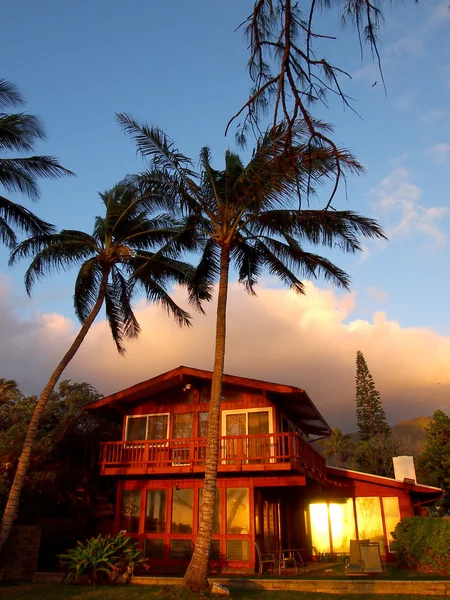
[
  {"left": 120, "top": 490, "right": 141, "bottom": 533},
  {"left": 145, "top": 490, "right": 166, "bottom": 533},
  {"left": 199, "top": 488, "right": 221, "bottom": 534},
  {"left": 226, "top": 539, "right": 250, "bottom": 561},
  {"left": 309, "top": 500, "right": 356, "bottom": 554},
  {"left": 382, "top": 497, "right": 401, "bottom": 552},
  {"left": 144, "top": 539, "right": 165, "bottom": 559},
  {"left": 171, "top": 488, "right": 193, "bottom": 534},
  {"left": 198, "top": 412, "right": 209, "bottom": 437},
  {"left": 126, "top": 414, "right": 169, "bottom": 441},
  {"left": 170, "top": 540, "right": 192, "bottom": 559},
  {"left": 355, "top": 497, "right": 385, "bottom": 553},
  {"left": 226, "top": 488, "right": 249, "bottom": 534},
  {"left": 173, "top": 413, "right": 193, "bottom": 438},
  {"left": 222, "top": 409, "right": 272, "bottom": 462}
]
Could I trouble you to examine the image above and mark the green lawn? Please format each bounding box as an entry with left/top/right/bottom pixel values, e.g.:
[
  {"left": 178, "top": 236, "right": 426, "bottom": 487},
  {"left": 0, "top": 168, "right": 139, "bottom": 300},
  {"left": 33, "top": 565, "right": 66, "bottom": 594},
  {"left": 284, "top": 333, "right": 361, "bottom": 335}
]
[{"left": 0, "top": 584, "right": 449, "bottom": 600}]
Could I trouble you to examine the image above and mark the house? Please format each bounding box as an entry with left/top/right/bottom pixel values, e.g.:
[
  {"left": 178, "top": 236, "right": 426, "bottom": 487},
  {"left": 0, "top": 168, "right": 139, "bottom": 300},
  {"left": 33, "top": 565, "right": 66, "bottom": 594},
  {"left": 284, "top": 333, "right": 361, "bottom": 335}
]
[{"left": 85, "top": 366, "right": 441, "bottom": 573}]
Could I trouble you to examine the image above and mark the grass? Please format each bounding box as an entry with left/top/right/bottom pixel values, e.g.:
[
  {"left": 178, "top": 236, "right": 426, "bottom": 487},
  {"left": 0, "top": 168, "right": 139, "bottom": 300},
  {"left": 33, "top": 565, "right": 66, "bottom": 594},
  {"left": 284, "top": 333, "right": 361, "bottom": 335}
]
[{"left": 0, "top": 584, "right": 450, "bottom": 600}]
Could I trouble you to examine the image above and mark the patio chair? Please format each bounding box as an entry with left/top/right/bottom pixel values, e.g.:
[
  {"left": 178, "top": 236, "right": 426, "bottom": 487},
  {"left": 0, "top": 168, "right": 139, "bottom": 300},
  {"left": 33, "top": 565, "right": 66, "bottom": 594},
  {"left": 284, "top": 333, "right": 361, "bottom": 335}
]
[
  {"left": 254, "top": 541, "right": 277, "bottom": 575},
  {"left": 345, "top": 540, "right": 383, "bottom": 576},
  {"left": 279, "top": 548, "right": 305, "bottom": 573}
]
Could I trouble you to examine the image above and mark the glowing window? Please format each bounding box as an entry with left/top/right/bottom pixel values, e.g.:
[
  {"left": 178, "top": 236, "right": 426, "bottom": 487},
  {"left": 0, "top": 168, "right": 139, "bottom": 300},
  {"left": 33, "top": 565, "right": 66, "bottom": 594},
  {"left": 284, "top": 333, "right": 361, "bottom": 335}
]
[
  {"left": 355, "top": 497, "right": 385, "bottom": 553},
  {"left": 226, "top": 488, "right": 249, "bottom": 534},
  {"left": 329, "top": 499, "right": 356, "bottom": 553},
  {"left": 382, "top": 497, "right": 401, "bottom": 551},
  {"left": 309, "top": 503, "right": 330, "bottom": 553}
]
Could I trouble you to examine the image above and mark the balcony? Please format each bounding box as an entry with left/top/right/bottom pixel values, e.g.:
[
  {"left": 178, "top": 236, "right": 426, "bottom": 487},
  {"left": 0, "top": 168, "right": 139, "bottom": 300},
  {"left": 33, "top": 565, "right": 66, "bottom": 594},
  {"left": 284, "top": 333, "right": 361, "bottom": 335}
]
[{"left": 99, "top": 432, "right": 326, "bottom": 477}]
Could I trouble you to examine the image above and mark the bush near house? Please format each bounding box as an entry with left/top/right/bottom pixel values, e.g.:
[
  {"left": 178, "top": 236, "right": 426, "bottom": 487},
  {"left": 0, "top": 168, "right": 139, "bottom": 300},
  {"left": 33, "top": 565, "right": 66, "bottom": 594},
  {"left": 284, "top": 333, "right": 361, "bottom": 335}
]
[
  {"left": 392, "top": 517, "right": 450, "bottom": 575},
  {"left": 58, "top": 532, "right": 147, "bottom": 584}
]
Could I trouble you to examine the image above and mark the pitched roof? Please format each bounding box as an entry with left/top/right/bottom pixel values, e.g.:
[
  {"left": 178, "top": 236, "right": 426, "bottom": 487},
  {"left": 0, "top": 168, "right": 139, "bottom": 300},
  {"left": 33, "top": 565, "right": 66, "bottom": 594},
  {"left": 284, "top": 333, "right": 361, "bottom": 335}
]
[{"left": 85, "top": 365, "right": 332, "bottom": 437}]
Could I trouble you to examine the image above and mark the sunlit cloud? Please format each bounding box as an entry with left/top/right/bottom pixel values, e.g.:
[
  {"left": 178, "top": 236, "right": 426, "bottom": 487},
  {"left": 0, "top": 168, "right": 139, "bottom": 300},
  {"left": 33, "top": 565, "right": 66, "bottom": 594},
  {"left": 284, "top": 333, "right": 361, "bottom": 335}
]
[
  {"left": 1, "top": 277, "right": 450, "bottom": 432},
  {"left": 370, "top": 168, "right": 448, "bottom": 246}
]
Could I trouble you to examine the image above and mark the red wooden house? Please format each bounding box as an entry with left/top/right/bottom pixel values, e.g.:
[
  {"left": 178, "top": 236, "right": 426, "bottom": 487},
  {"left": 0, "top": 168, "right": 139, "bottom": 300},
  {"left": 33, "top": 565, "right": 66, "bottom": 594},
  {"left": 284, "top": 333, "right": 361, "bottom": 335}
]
[{"left": 86, "top": 366, "right": 441, "bottom": 573}]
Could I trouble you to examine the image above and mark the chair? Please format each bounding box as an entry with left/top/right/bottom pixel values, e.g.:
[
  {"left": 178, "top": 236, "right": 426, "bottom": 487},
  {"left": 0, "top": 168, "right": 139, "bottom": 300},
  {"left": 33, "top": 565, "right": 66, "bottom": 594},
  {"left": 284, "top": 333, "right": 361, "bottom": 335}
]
[
  {"left": 279, "top": 548, "right": 305, "bottom": 573},
  {"left": 254, "top": 541, "right": 277, "bottom": 575},
  {"left": 345, "top": 540, "right": 383, "bottom": 576}
]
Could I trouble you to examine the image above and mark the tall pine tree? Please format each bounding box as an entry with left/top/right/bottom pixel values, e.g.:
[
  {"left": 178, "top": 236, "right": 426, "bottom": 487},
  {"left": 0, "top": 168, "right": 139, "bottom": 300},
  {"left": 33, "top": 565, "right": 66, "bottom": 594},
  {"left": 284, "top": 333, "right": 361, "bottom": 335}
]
[{"left": 355, "top": 351, "right": 390, "bottom": 441}]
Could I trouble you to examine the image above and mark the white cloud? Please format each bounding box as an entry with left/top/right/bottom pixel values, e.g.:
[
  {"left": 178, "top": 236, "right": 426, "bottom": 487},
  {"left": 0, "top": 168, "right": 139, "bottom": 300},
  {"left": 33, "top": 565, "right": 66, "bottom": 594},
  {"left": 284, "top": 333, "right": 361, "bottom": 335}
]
[
  {"left": 366, "top": 286, "right": 389, "bottom": 304},
  {"left": 428, "top": 143, "right": 450, "bottom": 163},
  {"left": 370, "top": 168, "right": 448, "bottom": 246},
  {"left": 1, "top": 277, "right": 450, "bottom": 432}
]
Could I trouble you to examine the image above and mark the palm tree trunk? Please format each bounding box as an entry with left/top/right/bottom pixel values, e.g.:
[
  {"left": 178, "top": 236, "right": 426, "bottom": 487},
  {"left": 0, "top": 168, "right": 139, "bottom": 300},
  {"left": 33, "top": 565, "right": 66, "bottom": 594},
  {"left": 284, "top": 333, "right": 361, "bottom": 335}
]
[
  {"left": 0, "top": 271, "right": 108, "bottom": 553},
  {"left": 184, "top": 246, "right": 230, "bottom": 591}
]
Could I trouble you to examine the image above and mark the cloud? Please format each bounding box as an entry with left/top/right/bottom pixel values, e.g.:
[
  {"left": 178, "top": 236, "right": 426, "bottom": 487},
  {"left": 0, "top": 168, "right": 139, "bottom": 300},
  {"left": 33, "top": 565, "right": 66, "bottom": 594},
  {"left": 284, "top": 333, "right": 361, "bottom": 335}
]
[
  {"left": 1, "top": 276, "right": 450, "bottom": 433},
  {"left": 365, "top": 286, "right": 389, "bottom": 304},
  {"left": 370, "top": 168, "right": 448, "bottom": 246},
  {"left": 428, "top": 143, "right": 450, "bottom": 164},
  {"left": 422, "top": 109, "right": 450, "bottom": 124},
  {"left": 424, "top": 1, "right": 450, "bottom": 30}
]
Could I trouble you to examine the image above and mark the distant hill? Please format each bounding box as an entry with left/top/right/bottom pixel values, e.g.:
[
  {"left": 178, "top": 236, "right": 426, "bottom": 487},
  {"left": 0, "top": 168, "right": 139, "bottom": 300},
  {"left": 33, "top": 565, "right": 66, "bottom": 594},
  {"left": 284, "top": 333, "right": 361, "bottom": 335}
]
[
  {"left": 391, "top": 416, "right": 431, "bottom": 456},
  {"left": 343, "top": 416, "right": 431, "bottom": 455},
  {"left": 314, "top": 416, "right": 432, "bottom": 465}
]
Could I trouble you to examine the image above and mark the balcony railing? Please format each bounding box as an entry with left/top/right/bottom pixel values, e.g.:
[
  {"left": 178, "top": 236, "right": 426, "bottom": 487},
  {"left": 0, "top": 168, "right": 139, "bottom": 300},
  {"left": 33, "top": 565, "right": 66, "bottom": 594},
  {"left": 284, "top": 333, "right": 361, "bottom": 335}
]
[{"left": 99, "top": 432, "right": 326, "bottom": 476}]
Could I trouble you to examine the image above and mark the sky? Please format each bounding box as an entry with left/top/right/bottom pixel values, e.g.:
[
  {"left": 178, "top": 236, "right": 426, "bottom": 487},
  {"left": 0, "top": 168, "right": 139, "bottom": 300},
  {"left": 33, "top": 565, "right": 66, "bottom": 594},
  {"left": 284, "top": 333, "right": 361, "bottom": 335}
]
[{"left": 1, "top": 0, "right": 449, "bottom": 431}]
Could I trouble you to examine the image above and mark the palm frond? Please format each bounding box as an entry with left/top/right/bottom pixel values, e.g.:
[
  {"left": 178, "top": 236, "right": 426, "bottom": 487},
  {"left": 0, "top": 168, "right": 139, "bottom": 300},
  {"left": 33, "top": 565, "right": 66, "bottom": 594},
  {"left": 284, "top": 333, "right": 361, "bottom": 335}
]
[
  {"left": 0, "top": 156, "right": 74, "bottom": 199},
  {"left": 74, "top": 258, "right": 104, "bottom": 323},
  {"left": 0, "top": 195, "right": 54, "bottom": 246},
  {"left": 104, "top": 281, "right": 127, "bottom": 355},
  {"left": 187, "top": 238, "right": 219, "bottom": 312},
  {"left": 139, "top": 275, "right": 192, "bottom": 327},
  {"left": 0, "top": 113, "right": 45, "bottom": 152},
  {"left": 231, "top": 239, "right": 262, "bottom": 295},
  {"left": 110, "top": 267, "right": 141, "bottom": 339},
  {"left": 0, "top": 80, "right": 24, "bottom": 108},
  {"left": 10, "top": 232, "right": 96, "bottom": 295}
]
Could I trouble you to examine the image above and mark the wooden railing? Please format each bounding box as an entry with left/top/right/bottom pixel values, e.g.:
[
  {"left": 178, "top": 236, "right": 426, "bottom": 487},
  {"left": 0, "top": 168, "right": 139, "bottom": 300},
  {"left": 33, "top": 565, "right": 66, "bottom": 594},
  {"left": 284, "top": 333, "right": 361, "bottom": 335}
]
[{"left": 99, "top": 432, "right": 326, "bottom": 476}]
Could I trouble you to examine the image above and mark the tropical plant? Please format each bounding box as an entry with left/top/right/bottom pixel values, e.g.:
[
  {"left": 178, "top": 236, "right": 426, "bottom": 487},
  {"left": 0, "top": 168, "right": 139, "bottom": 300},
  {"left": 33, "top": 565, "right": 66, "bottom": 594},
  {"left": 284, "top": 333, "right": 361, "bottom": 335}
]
[
  {"left": 59, "top": 531, "right": 146, "bottom": 584},
  {"left": 0, "top": 378, "right": 21, "bottom": 405},
  {"left": 321, "top": 427, "right": 354, "bottom": 468},
  {"left": 0, "top": 79, "right": 73, "bottom": 247},
  {"left": 353, "top": 433, "right": 407, "bottom": 478},
  {"left": 0, "top": 182, "right": 200, "bottom": 552},
  {"left": 0, "top": 380, "right": 117, "bottom": 528},
  {"left": 355, "top": 350, "right": 390, "bottom": 441},
  {"left": 118, "top": 114, "right": 386, "bottom": 589}
]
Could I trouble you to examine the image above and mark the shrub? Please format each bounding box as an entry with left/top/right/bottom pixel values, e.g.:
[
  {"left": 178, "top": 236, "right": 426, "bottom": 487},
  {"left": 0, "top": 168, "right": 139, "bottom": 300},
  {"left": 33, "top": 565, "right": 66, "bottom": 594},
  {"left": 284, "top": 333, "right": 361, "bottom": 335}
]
[
  {"left": 392, "top": 516, "right": 450, "bottom": 575},
  {"left": 59, "top": 531, "right": 147, "bottom": 584}
]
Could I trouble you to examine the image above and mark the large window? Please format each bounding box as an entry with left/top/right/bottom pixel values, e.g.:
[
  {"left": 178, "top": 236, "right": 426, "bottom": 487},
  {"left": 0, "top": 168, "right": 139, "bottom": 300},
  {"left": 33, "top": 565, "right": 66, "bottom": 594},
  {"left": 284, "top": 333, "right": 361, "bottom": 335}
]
[
  {"left": 126, "top": 414, "right": 169, "bottom": 441},
  {"left": 309, "top": 500, "right": 356, "bottom": 554},
  {"left": 145, "top": 489, "right": 166, "bottom": 533},
  {"left": 226, "top": 488, "right": 249, "bottom": 534},
  {"left": 171, "top": 488, "right": 193, "bottom": 534},
  {"left": 355, "top": 497, "right": 385, "bottom": 553},
  {"left": 382, "top": 497, "right": 401, "bottom": 551},
  {"left": 120, "top": 490, "right": 141, "bottom": 533},
  {"left": 173, "top": 413, "right": 193, "bottom": 438},
  {"left": 222, "top": 409, "right": 272, "bottom": 462}
]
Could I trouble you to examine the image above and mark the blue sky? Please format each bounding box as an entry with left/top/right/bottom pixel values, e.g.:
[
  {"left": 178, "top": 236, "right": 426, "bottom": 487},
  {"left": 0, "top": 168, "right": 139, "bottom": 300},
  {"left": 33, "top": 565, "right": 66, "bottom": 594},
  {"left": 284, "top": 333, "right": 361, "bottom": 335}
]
[{"left": 1, "top": 1, "right": 449, "bottom": 427}]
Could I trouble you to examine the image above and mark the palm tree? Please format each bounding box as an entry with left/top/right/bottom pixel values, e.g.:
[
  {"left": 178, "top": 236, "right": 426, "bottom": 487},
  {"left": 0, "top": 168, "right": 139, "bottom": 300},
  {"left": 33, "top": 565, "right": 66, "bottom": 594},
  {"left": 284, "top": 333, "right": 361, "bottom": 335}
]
[
  {"left": 0, "top": 378, "right": 21, "bottom": 405},
  {"left": 321, "top": 428, "right": 354, "bottom": 468},
  {"left": 0, "top": 79, "right": 73, "bottom": 247},
  {"left": 0, "top": 183, "right": 201, "bottom": 552},
  {"left": 118, "top": 115, "right": 386, "bottom": 589}
]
